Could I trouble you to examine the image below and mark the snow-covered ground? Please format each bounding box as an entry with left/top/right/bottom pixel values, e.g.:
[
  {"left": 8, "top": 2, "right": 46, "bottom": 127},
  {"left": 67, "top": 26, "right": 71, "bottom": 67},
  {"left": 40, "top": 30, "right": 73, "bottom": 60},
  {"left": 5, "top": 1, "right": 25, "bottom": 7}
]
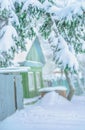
[{"left": 0, "top": 91, "right": 85, "bottom": 130}]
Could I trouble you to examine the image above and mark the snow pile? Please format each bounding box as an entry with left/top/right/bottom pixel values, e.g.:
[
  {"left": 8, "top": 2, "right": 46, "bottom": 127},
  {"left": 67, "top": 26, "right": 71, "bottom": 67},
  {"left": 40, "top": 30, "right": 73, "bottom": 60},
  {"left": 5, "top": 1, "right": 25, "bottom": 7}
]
[
  {"left": 39, "top": 91, "right": 71, "bottom": 106},
  {"left": 24, "top": 96, "right": 40, "bottom": 105}
]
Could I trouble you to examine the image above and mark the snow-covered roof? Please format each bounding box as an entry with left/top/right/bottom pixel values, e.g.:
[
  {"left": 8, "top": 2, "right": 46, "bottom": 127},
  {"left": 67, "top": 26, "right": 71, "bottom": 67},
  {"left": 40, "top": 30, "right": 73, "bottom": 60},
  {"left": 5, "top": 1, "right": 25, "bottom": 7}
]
[
  {"left": 0, "top": 66, "right": 30, "bottom": 73},
  {"left": 39, "top": 86, "right": 67, "bottom": 93},
  {"left": 19, "top": 60, "right": 43, "bottom": 67}
]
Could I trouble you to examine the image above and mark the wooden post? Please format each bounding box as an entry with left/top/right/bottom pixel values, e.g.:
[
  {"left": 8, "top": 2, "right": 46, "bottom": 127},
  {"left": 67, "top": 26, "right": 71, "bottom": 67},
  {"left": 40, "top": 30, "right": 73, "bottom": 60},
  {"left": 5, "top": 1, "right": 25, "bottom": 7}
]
[{"left": 14, "top": 76, "right": 17, "bottom": 110}]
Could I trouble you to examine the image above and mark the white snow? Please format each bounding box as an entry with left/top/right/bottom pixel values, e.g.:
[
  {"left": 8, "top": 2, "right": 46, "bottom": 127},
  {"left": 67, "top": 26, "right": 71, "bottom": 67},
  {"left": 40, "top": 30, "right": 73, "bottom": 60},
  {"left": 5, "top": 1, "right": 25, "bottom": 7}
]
[
  {"left": 0, "top": 25, "right": 17, "bottom": 52},
  {"left": 0, "top": 66, "right": 30, "bottom": 73},
  {"left": 39, "top": 86, "right": 67, "bottom": 92},
  {"left": 50, "top": 35, "right": 79, "bottom": 72},
  {"left": 13, "top": 39, "right": 33, "bottom": 63},
  {"left": 37, "top": 91, "right": 69, "bottom": 106},
  {"left": 0, "top": 1, "right": 85, "bottom": 129},
  {"left": 0, "top": 0, "right": 14, "bottom": 10},
  {"left": 22, "top": 0, "right": 42, "bottom": 12},
  {"left": 0, "top": 91, "right": 85, "bottom": 130},
  {"left": 24, "top": 96, "right": 41, "bottom": 105},
  {"left": 21, "top": 0, "right": 85, "bottom": 21}
]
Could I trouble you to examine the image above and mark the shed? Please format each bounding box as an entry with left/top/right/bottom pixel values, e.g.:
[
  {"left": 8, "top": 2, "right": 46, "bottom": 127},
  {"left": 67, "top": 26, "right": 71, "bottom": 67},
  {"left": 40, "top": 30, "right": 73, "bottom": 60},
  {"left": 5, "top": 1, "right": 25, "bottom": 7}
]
[
  {"left": 0, "top": 67, "right": 29, "bottom": 121},
  {"left": 20, "top": 61, "right": 44, "bottom": 98},
  {"left": 13, "top": 37, "right": 45, "bottom": 98}
]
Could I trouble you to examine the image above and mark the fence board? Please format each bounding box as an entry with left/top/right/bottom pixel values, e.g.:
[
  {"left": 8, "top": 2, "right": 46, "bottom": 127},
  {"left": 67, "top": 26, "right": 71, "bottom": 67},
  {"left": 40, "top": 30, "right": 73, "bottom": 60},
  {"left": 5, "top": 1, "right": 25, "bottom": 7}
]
[{"left": 15, "top": 75, "right": 23, "bottom": 109}]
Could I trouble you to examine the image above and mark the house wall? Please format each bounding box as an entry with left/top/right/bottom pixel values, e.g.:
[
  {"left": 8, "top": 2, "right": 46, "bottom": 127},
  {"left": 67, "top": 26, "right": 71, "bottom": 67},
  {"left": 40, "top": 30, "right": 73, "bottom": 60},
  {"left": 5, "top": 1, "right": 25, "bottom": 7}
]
[
  {"left": 26, "top": 37, "right": 46, "bottom": 65},
  {"left": 21, "top": 67, "right": 44, "bottom": 98}
]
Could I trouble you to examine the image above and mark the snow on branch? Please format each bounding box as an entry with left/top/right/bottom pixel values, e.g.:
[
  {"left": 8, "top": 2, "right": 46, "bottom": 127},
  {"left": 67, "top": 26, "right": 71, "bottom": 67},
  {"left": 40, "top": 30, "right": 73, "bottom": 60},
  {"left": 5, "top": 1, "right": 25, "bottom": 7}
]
[
  {"left": 0, "top": 0, "right": 14, "bottom": 10},
  {"left": 49, "top": 33, "right": 79, "bottom": 72},
  {"left": 0, "top": 24, "right": 17, "bottom": 52},
  {"left": 22, "top": 0, "right": 85, "bottom": 22},
  {"left": 22, "top": 0, "right": 42, "bottom": 12}
]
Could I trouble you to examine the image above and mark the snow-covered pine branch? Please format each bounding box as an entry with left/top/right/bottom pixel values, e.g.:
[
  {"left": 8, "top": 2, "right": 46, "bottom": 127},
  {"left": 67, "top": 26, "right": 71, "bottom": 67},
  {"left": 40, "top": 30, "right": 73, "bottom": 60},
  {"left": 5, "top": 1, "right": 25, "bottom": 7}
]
[
  {"left": 0, "top": 0, "right": 85, "bottom": 69},
  {"left": 0, "top": 0, "right": 19, "bottom": 66},
  {"left": 51, "top": 35, "right": 79, "bottom": 72}
]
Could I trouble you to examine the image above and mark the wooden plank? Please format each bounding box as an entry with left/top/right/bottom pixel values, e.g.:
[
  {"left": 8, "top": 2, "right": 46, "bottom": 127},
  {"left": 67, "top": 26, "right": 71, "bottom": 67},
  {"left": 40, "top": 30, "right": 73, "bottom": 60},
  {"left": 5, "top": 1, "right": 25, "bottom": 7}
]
[
  {"left": 0, "top": 75, "right": 7, "bottom": 120},
  {"left": 5, "top": 75, "right": 16, "bottom": 116},
  {"left": 0, "top": 74, "right": 15, "bottom": 120},
  {"left": 15, "top": 75, "right": 23, "bottom": 109}
]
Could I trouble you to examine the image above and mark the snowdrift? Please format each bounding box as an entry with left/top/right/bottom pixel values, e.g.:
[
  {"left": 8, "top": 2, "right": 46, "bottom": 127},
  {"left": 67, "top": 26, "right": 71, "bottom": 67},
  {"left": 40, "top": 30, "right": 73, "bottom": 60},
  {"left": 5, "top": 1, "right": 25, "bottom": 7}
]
[{"left": 38, "top": 91, "right": 72, "bottom": 107}]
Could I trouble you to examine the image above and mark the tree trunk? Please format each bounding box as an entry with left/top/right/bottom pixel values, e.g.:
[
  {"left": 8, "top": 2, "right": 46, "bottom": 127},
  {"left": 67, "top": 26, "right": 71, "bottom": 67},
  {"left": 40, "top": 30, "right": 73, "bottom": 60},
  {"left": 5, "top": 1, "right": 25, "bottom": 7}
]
[{"left": 64, "top": 71, "right": 75, "bottom": 101}]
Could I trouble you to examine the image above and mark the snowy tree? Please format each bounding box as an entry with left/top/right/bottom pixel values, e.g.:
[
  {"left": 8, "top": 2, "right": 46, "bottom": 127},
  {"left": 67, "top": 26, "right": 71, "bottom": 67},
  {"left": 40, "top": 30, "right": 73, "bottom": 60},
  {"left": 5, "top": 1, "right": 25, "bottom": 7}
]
[
  {"left": 0, "top": 0, "right": 85, "bottom": 100},
  {"left": 0, "top": 0, "right": 36, "bottom": 66},
  {"left": 0, "top": 0, "right": 19, "bottom": 66},
  {"left": 21, "top": 0, "right": 85, "bottom": 100}
]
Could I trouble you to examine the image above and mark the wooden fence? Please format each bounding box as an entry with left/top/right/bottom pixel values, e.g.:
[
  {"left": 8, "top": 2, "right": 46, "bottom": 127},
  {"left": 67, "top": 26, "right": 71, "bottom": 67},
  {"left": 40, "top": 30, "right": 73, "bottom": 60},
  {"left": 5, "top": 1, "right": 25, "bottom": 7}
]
[{"left": 0, "top": 74, "right": 23, "bottom": 121}]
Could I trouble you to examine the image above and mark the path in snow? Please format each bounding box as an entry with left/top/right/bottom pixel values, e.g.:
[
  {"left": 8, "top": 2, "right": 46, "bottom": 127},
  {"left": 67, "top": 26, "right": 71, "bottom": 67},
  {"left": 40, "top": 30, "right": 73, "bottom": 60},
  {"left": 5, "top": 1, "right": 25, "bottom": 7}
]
[{"left": 0, "top": 91, "right": 85, "bottom": 130}]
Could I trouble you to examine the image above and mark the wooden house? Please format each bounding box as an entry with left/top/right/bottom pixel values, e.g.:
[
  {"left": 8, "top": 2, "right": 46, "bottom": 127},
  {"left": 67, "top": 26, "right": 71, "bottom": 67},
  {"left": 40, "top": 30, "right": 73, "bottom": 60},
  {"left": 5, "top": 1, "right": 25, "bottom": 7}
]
[{"left": 13, "top": 37, "right": 45, "bottom": 98}]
